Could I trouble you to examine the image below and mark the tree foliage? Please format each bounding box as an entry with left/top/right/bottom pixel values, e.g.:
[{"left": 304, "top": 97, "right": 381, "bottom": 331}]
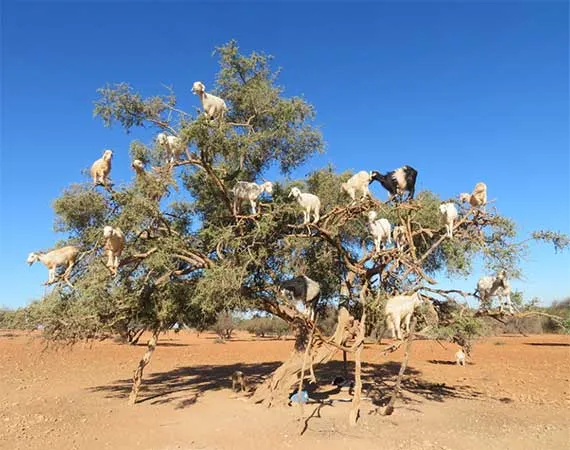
[{"left": 16, "top": 40, "right": 569, "bottom": 416}]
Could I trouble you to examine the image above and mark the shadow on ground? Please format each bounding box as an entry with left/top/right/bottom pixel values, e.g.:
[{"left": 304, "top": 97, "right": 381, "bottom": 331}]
[
  {"left": 89, "top": 359, "right": 483, "bottom": 410},
  {"left": 133, "top": 342, "right": 192, "bottom": 348},
  {"left": 524, "top": 342, "right": 569, "bottom": 347}
]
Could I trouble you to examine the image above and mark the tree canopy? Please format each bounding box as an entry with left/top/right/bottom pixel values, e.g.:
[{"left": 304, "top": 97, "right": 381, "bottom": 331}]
[{"left": 17, "top": 40, "right": 569, "bottom": 419}]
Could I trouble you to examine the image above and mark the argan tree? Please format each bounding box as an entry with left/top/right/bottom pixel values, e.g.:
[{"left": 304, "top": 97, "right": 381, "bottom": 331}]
[{"left": 23, "top": 41, "right": 568, "bottom": 424}]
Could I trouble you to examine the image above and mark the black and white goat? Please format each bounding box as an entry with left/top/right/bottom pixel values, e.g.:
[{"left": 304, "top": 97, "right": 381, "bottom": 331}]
[
  {"left": 370, "top": 165, "right": 418, "bottom": 202},
  {"left": 279, "top": 275, "right": 321, "bottom": 321}
]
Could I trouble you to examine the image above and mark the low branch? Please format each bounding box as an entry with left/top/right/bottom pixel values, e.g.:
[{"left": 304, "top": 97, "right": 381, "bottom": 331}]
[
  {"left": 401, "top": 208, "right": 476, "bottom": 279},
  {"left": 119, "top": 247, "right": 158, "bottom": 267}
]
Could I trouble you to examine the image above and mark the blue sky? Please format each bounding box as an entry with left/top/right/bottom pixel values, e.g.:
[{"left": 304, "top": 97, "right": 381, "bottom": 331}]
[{"left": 1, "top": 1, "right": 568, "bottom": 309}]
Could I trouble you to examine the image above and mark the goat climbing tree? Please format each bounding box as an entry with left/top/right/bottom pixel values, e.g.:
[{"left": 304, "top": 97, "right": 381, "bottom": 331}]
[{"left": 24, "top": 40, "right": 569, "bottom": 424}]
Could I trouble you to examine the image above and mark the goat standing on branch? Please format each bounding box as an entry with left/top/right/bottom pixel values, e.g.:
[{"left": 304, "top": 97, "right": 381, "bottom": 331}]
[
  {"left": 131, "top": 159, "right": 146, "bottom": 176},
  {"left": 393, "top": 225, "right": 407, "bottom": 251},
  {"left": 341, "top": 170, "right": 372, "bottom": 202},
  {"left": 231, "top": 181, "right": 273, "bottom": 216},
  {"left": 367, "top": 211, "right": 391, "bottom": 252},
  {"left": 384, "top": 292, "right": 425, "bottom": 340},
  {"left": 439, "top": 202, "right": 458, "bottom": 238},
  {"left": 191, "top": 81, "right": 228, "bottom": 121},
  {"left": 279, "top": 275, "right": 321, "bottom": 321},
  {"left": 90, "top": 149, "right": 113, "bottom": 187},
  {"left": 27, "top": 245, "right": 80, "bottom": 288},
  {"left": 370, "top": 165, "right": 418, "bottom": 202},
  {"left": 103, "top": 226, "right": 125, "bottom": 276},
  {"left": 476, "top": 270, "right": 515, "bottom": 314},
  {"left": 289, "top": 187, "right": 321, "bottom": 225},
  {"left": 459, "top": 182, "right": 487, "bottom": 208},
  {"left": 156, "top": 133, "right": 184, "bottom": 164}
]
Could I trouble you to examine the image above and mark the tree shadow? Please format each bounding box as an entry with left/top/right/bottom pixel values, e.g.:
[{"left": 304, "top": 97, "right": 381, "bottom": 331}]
[
  {"left": 89, "top": 362, "right": 281, "bottom": 408},
  {"left": 524, "top": 342, "right": 570, "bottom": 347},
  {"left": 89, "top": 359, "right": 483, "bottom": 410},
  {"left": 132, "top": 342, "right": 191, "bottom": 347},
  {"left": 0, "top": 332, "right": 17, "bottom": 338},
  {"left": 427, "top": 359, "right": 457, "bottom": 365},
  {"left": 200, "top": 337, "right": 295, "bottom": 343},
  {"left": 312, "top": 360, "right": 483, "bottom": 407}
]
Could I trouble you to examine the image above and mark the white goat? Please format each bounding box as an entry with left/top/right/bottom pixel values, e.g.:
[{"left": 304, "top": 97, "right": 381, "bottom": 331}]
[
  {"left": 191, "top": 81, "right": 228, "bottom": 121},
  {"left": 384, "top": 292, "right": 424, "bottom": 340},
  {"left": 459, "top": 182, "right": 487, "bottom": 208},
  {"left": 393, "top": 225, "right": 407, "bottom": 250},
  {"left": 103, "top": 226, "right": 125, "bottom": 276},
  {"left": 455, "top": 348, "right": 466, "bottom": 366},
  {"left": 367, "top": 211, "right": 391, "bottom": 252},
  {"left": 131, "top": 159, "right": 145, "bottom": 176},
  {"left": 231, "top": 181, "right": 273, "bottom": 215},
  {"left": 476, "top": 270, "right": 515, "bottom": 314},
  {"left": 90, "top": 150, "right": 113, "bottom": 186},
  {"left": 156, "top": 133, "right": 184, "bottom": 163},
  {"left": 341, "top": 170, "right": 372, "bottom": 202},
  {"left": 439, "top": 202, "right": 458, "bottom": 238},
  {"left": 289, "top": 187, "right": 321, "bottom": 224},
  {"left": 27, "top": 245, "right": 80, "bottom": 288}
]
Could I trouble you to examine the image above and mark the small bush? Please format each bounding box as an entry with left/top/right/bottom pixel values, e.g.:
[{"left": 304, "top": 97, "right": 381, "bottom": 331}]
[
  {"left": 211, "top": 311, "right": 239, "bottom": 340},
  {"left": 241, "top": 315, "right": 290, "bottom": 338}
]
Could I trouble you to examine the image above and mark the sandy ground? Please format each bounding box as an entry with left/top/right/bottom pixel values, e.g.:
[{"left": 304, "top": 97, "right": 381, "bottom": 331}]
[{"left": 0, "top": 331, "right": 568, "bottom": 450}]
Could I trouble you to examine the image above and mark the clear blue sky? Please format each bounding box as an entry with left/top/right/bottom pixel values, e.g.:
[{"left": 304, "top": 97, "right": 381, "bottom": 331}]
[{"left": 1, "top": 1, "right": 569, "bottom": 309}]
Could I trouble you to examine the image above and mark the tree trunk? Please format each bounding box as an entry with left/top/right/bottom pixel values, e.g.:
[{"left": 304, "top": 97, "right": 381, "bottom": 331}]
[
  {"left": 128, "top": 330, "right": 159, "bottom": 405},
  {"left": 129, "top": 327, "right": 146, "bottom": 345},
  {"left": 384, "top": 318, "right": 416, "bottom": 416},
  {"left": 349, "top": 312, "right": 365, "bottom": 426},
  {"left": 251, "top": 308, "right": 355, "bottom": 407}
]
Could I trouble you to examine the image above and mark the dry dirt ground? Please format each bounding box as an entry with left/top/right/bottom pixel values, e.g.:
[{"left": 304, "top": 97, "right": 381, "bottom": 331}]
[{"left": 0, "top": 331, "right": 568, "bottom": 450}]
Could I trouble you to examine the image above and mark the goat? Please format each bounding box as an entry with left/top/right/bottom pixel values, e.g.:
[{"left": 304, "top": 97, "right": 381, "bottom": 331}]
[
  {"left": 90, "top": 150, "right": 113, "bottom": 187},
  {"left": 392, "top": 225, "right": 407, "bottom": 250},
  {"left": 103, "top": 226, "right": 125, "bottom": 276},
  {"left": 439, "top": 202, "right": 458, "bottom": 238},
  {"left": 384, "top": 292, "right": 424, "bottom": 340},
  {"left": 367, "top": 211, "right": 391, "bottom": 252},
  {"left": 370, "top": 165, "right": 418, "bottom": 202},
  {"left": 131, "top": 159, "right": 146, "bottom": 176},
  {"left": 459, "top": 182, "right": 487, "bottom": 208},
  {"left": 231, "top": 370, "right": 247, "bottom": 392},
  {"left": 191, "top": 81, "right": 228, "bottom": 121},
  {"left": 341, "top": 170, "right": 372, "bottom": 202},
  {"left": 279, "top": 275, "right": 320, "bottom": 322},
  {"left": 156, "top": 133, "right": 184, "bottom": 163},
  {"left": 27, "top": 245, "right": 80, "bottom": 288},
  {"left": 288, "top": 187, "right": 321, "bottom": 224},
  {"left": 231, "top": 181, "right": 273, "bottom": 215},
  {"left": 476, "top": 270, "right": 515, "bottom": 314},
  {"left": 471, "top": 182, "right": 487, "bottom": 207},
  {"left": 455, "top": 348, "right": 466, "bottom": 366}
]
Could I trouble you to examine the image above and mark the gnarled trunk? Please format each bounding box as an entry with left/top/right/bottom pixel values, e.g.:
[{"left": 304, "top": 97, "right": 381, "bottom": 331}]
[
  {"left": 349, "top": 312, "right": 365, "bottom": 426},
  {"left": 251, "top": 308, "right": 355, "bottom": 407},
  {"left": 128, "top": 330, "right": 159, "bottom": 405},
  {"left": 384, "top": 317, "right": 416, "bottom": 416}
]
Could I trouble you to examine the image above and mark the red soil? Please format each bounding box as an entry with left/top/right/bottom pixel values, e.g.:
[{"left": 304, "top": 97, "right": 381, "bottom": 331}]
[{"left": 0, "top": 331, "right": 568, "bottom": 450}]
